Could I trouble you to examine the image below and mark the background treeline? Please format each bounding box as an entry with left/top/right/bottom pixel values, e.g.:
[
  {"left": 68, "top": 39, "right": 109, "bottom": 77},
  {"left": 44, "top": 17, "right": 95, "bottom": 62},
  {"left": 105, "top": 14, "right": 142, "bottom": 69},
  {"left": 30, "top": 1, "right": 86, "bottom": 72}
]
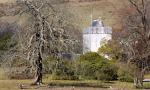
[{"left": 2, "top": 51, "right": 133, "bottom": 82}]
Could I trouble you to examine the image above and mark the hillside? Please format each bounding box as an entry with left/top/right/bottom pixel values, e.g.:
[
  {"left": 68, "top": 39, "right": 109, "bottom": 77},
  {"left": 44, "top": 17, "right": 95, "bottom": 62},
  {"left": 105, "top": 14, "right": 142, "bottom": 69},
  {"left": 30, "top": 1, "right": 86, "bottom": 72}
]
[
  {"left": 0, "top": 0, "right": 15, "bottom": 3},
  {"left": 0, "top": 0, "right": 130, "bottom": 31},
  {"left": 67, "top": 0, "right": 129, "bottom": 30}
]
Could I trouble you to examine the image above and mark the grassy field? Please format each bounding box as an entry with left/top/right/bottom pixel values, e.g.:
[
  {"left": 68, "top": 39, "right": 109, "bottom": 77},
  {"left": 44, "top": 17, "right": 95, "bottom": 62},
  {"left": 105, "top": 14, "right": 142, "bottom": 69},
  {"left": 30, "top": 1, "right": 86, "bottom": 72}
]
[
  {"left": 0, "top": 79, "right": 150, "bottom": 90},
  {"left": 0, "top": 69, "right": 150, "bottom": 90}
]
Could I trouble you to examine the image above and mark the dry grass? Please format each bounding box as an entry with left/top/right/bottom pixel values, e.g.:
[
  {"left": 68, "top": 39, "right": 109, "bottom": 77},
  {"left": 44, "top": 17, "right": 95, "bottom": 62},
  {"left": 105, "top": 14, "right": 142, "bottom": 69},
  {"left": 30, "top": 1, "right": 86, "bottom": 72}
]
[
  {"left": 0, "top": 79, "right": 140, "bottom": 90},
  {"left": 0, "top": 68, "right": 8, "bottom": 80},
  {"left": 0, "top": 80, "right": 108, "bottom": 90},
  {"left": 0, "top": 80, "right": 30, "bottom": 90},
  {"left": 0, "top": 69, "right": 142, "bottom": 90},
  {"left": 0, "top": 0, "right": 15, "bottom": 3},
  {"left": 145, "top": 74, "right": 150, "bottom": 79},
  {"left": 0, "top": 0, "right": 129, "bottom": 31},
  {"left": 110, "top": 81, "right": 134, "bottom": 90}
]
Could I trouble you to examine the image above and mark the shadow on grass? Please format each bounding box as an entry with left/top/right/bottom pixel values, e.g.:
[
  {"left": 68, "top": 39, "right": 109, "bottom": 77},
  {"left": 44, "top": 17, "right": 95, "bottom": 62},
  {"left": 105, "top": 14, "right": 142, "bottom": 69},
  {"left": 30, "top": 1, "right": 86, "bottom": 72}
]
[
  {"left": 104, "top": 81, "right": 115, "bottom": 84},
  {"left": 48, "top": 81, "right": 109, "bottom": 88}
]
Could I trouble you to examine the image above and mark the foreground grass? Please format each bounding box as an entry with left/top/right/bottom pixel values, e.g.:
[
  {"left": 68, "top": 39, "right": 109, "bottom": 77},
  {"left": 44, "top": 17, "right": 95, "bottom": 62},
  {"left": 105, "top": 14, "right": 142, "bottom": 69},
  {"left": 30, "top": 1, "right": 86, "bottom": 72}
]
[
  {"left": 47, "top": 80, "right": 107, "bottom": 88},
  {"left": 0, "top": 80, "right": 109, "bottom": 90},
  {"left": 0, "top": 79, "right": 148, "bottom": 90},
  {"left": 0, "top": 80, "right": 30, "bottom": 90},
  {"left": 0, "top": 73, "right": 150, "bottom": 90},
  {"left": 0, "top": 72, "right": 150, "bottom": 90}
]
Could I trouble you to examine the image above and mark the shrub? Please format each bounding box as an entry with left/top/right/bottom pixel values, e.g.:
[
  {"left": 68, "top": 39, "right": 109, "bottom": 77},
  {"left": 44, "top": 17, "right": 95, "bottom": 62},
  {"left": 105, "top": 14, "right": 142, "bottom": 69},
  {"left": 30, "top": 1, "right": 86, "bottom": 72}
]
[
  {"left": 76, "top": 52, "right": 118, "bottom": 81},
  {"left": 52, "top": 59, "right": 78, "bottom": 80},
  {"left": 44, "top": 53, "right": 118, "bottom": 81},
  {"left": 117, "top": 68, "right": 133, "bottom": 82},
  {"left": 43, "top": 56, "right": 57, "bottom": 74},
  {"left": 3, "top": 57, "right": 33, "bottom": 79},
  {"left": 96, "top": 64, "right": 118, "bottom": 81},
  {"left": 6, "top": 67, "right": 34, "bottom": 79},
  {"left": 44, "top": 56, "right": 78, "bottom": 80}
]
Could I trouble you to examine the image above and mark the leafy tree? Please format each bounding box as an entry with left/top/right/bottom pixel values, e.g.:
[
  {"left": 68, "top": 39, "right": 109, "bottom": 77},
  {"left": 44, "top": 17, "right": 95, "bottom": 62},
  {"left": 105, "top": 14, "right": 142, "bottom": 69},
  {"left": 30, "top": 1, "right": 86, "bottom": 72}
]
[
  {"left": 76, "top": 52, "right": 118, "bottom": 81},
  {"left": 98, "top": 40, "right": 121, "bottom": 60}
]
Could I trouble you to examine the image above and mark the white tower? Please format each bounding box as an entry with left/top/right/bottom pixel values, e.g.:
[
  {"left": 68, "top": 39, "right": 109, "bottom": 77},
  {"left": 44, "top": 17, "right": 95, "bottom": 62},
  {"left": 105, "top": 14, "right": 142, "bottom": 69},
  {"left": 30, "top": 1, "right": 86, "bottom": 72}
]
[{"left": 83, "top": 19, "right": 112, "bottom": 54}]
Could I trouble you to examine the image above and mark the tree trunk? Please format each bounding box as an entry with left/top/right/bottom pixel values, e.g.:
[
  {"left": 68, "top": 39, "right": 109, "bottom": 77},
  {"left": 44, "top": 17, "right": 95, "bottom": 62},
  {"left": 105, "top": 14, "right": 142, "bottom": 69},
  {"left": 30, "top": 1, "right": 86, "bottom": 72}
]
[
  {"left": 32, "top": 52, "right": 43, "bottom": 85},
  {"left": 134, "top": 77, "right": 138, "bottom": 87},
  {"left": 134, "top": 78, "right": 143, "bottom": 87},
  {"left": 134, "top": 70, "right": 144, "bottom": 88}
]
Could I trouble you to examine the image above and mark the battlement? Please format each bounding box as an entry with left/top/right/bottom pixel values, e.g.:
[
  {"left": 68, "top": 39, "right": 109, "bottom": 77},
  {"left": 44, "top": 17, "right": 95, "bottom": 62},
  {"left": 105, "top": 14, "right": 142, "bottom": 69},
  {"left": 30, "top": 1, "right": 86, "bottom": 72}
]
[{"left": 83, "top": 20, "right": 112, "bottom": 34}]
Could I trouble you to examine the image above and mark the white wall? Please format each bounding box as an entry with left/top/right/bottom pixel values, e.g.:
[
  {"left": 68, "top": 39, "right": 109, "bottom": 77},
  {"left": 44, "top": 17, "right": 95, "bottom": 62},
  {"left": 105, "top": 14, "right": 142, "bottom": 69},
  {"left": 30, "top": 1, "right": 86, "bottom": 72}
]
[{"left": 83, "top": 33, "right": 111, "bottom": 53}]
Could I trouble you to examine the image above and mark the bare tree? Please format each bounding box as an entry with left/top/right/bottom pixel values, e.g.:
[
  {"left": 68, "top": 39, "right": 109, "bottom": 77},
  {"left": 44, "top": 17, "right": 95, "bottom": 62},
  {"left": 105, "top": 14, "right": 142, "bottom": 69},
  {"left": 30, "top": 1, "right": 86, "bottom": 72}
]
[
  {"left": 10, "top": 0, "right": 79, "bottom": 85},
  {"left": 118, "top": 0, "right": 150, "bottom": 87}
]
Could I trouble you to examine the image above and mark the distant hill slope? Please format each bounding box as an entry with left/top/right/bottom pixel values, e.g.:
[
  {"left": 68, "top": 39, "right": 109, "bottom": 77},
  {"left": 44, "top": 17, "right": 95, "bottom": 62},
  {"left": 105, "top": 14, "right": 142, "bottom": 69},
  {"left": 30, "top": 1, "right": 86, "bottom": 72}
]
[
  {"left": 67, "top": 0, "right": 129, "bottom": 30},
  {"left": 0, "top": 0, "right": 129, "bottom": 31},
  {"left": 0, "top": 0, "right": 15, "bottom": 3}
]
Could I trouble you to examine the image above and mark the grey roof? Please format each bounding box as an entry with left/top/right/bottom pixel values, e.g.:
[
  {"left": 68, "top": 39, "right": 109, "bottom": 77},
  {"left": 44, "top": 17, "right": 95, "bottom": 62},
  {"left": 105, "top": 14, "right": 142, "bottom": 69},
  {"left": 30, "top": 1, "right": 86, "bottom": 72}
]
[
  {"left": 92, "top": 20, "right": 103, "bottom": 27},
  {"left": 83, "top": 20, "right": 112, "bottom": 34}
]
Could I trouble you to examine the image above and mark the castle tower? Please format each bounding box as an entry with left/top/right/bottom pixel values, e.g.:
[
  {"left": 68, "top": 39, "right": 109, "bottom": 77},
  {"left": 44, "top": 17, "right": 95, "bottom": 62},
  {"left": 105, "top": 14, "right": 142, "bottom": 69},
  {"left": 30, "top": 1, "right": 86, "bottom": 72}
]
[{"left": 83, "top": 19, "right": 112, "bottom": 54}]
